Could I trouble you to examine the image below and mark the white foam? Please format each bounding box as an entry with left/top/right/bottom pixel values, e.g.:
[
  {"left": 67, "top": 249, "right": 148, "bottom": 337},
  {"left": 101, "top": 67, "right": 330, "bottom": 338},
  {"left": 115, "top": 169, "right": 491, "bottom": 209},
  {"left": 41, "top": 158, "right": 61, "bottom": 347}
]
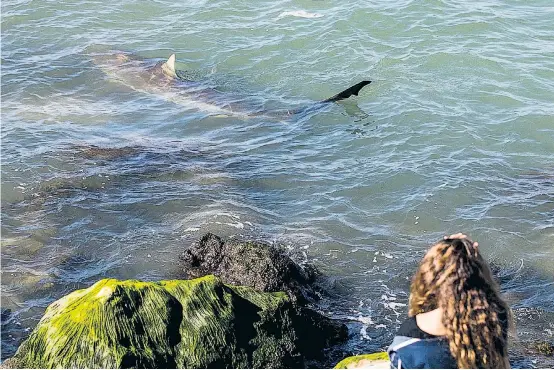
[
  {"left": 276, "top": 10, "right": 324, "bottom": 20},
  {"left": 384, "top": 301, "right": 407, "bottom": 311},
  {"left": 360, "top": 325, "right": 371, "bottom": 340},
  {"left": 346, "top": 315, "right": 374, "bottom": 325}
]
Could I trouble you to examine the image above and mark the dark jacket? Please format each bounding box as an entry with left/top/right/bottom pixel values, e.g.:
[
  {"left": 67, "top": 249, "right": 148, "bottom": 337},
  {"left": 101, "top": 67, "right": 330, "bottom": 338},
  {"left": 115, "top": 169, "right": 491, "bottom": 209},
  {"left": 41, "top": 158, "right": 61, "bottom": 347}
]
[{"left": 387, "top": 317, "right": 457, "bottom": 369}]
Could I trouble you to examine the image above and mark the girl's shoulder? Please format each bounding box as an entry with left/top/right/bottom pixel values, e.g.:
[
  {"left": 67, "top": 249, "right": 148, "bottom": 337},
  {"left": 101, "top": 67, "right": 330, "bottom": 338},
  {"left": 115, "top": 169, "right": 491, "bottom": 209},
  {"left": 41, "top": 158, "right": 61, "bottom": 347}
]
[
  {"left": 396, "top": 316, "right": 438, "bottom": 339},
  {"left": 388, "top": 318, "right": 457, "bottom": 369}
]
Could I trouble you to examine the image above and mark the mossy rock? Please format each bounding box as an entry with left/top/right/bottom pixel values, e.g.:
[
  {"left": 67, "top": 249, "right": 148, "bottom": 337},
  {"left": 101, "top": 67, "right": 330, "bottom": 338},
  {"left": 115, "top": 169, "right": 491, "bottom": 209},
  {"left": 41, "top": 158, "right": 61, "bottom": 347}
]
[
  {"left": 334, "top": 352, "right": 390, "bottom": 369},
  {"left": 8, "top": 275, "right": 346, "bottom": 368},
  {"left": 533, "top": 341, "right": 554, "bottom": 356}
]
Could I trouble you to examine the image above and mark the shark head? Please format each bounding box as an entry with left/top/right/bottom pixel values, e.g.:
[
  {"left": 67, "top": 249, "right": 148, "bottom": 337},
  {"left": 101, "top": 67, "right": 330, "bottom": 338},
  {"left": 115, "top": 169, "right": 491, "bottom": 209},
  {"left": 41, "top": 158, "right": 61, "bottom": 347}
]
[{"left": 91, "top": 50, "right": 135, "bottom": 69}]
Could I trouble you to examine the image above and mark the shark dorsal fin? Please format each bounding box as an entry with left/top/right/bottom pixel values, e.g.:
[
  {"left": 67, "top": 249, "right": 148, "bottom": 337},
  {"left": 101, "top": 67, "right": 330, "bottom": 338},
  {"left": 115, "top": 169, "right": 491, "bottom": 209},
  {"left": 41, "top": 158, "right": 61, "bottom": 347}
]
[
  {"left": 166, "top": 54, "right": 176, "bottom": 72},
  {"left": 162, "top": 54, "right": 177, "bottom": 77}
]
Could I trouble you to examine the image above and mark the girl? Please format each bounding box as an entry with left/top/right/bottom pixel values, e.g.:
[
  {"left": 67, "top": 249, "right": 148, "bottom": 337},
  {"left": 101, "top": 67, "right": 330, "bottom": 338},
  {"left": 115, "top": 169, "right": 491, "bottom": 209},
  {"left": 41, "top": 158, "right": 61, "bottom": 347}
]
[{"left": 388, "top": 233, "right": 510, "bottom": 368}]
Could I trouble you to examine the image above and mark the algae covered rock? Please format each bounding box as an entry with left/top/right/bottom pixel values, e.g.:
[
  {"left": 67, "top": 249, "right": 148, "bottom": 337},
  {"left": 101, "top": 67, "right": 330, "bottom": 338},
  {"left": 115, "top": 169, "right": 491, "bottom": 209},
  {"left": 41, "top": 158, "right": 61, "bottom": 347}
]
[
  {"left": 530, "top": 340, "right": 554, "bottom": 357},
  {"left": 8, "top": 275, "right": 346, "bottom": 368},
  {"left": 181, "top": 233, "right": 319, "bottom": 302},
  {"left": 334, "top": 352, "right": 390, "bottom": 369}
]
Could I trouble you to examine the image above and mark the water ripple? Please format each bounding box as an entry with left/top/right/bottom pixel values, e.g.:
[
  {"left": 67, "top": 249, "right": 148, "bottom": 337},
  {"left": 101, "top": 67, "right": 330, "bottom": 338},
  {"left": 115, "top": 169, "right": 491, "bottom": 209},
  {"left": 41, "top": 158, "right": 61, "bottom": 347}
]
[{"left": 2, "top": 0, "right": 553, "bottom": 365}]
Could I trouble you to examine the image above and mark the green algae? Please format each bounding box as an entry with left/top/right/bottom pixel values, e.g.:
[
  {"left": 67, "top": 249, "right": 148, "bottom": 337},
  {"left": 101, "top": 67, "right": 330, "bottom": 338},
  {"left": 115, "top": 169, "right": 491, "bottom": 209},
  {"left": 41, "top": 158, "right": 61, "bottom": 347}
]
[
  {"left": 533, "top": 341, "right": 554, "bottom": 356},
  {"left": 334, "top": 352, "right": 390, "bottom": 369},
  {"left": 9, "top": 275, "right": 342, "bottom": 368}
]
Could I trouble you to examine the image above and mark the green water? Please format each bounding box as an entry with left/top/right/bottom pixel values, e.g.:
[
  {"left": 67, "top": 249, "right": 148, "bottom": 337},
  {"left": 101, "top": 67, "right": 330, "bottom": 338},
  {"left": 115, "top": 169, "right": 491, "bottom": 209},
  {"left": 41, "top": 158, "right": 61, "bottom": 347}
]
[{"left": 1, "top": 0, "right": 553, "bottom": 366}]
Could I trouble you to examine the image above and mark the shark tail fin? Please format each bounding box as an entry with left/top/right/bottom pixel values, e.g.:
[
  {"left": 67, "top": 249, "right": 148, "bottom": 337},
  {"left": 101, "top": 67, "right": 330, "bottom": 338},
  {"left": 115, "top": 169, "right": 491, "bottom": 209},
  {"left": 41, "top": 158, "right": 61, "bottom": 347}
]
[
  {"left": 162, "top": 54, "right": 177, "bottom": 77},
  {"left": 321, "top": 80, "right": 371, "bottom": 103}
]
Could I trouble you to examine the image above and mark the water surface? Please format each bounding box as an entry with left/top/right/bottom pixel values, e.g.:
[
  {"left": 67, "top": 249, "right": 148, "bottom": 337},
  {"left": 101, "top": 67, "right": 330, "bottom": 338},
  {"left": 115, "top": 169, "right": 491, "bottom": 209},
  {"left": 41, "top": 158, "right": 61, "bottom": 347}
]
[{"left": 2, "top": 0, "right": 553, "bottom": 366}]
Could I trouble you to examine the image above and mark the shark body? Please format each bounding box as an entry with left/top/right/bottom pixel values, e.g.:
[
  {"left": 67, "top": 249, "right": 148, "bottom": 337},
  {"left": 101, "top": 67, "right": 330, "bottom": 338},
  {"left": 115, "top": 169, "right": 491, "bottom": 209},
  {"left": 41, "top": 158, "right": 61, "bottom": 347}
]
[{"left": 93, "top": 50, "right": 371, "bottom": 119}]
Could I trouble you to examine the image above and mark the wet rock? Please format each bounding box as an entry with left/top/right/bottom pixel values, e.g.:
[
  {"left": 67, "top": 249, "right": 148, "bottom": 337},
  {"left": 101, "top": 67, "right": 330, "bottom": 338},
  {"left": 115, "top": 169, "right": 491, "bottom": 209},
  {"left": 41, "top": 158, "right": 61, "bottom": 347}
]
[
  {"left": 4, "top": 275, "right": 347, "bottom": 369},
  {"left": 334, "top": 352, "right": 390, "bottom": 369},
  {"left": 533, "top": 341, "right": 554, "bottom": 356},
  {"left": 0, "top": 309, "right": 11, "bottom": 323},
  {"left": 181, "top": 233, "right": 320, "bottom": 302},
  {"left": 0, "top": 308, "right": 24, "bottom": 364}
]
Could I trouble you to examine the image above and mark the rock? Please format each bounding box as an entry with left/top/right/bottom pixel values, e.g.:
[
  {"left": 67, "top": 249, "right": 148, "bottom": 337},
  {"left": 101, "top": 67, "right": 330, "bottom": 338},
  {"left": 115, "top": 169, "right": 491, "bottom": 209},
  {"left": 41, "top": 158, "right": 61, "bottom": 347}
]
[
  {"left": 181, "top": 233, "right": 319, "bottom": 302},
  {"left": 0, "top": 358, "right": 23, "bottom": 369},
  {"left": 532, "top": 341, "right": 554, "bottom": 356},
  {"left": 5, "top": 275, "right": 346, "bottom": 368},
  {"left": 334, "top": 352, "right": 390, "bottom": 369},
  {"left": 334, "top": 353, "right": 390, "bottom": 369},
  {"left": 0, "top": 308, "right": 11, "bottom": 323}
]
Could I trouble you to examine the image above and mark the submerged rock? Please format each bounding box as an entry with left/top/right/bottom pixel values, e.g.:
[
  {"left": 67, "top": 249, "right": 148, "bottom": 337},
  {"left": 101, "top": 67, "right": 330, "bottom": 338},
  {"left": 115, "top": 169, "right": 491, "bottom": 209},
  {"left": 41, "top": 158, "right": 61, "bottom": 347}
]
[
  {"left": 181, "top": 233, "right": 319, "bottom": 302},
  {"left": 5, "top": 275, "right": 346, "bottom": 368},
  {"left": 72, "top": 144, "right": 141, "bottom": 160}
]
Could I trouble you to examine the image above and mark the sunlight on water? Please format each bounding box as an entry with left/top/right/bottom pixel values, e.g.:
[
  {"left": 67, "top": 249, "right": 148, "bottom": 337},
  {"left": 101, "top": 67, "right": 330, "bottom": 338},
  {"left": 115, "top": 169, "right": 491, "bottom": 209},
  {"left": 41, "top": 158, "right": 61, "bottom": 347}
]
[{"left": 1, "top": 0, "right": 553, "bottom": 365}]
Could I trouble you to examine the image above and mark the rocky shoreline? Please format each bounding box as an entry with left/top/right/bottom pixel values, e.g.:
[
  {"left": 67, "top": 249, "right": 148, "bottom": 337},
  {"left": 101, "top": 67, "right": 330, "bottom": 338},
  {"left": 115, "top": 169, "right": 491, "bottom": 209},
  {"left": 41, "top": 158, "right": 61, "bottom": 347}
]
[
  {"left": 2, "top": 233, "right": 553, "bottom": 368},
  {"left": 2, "top": 234, "right": 353, "bottom": 368}
]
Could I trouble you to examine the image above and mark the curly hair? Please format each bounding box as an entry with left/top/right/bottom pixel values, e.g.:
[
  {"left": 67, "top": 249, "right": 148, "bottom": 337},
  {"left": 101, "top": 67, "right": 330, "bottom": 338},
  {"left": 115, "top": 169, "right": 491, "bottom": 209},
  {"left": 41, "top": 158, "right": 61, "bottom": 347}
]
[{"left": 408, "top": 238, "right": 510, "bottom": 368}]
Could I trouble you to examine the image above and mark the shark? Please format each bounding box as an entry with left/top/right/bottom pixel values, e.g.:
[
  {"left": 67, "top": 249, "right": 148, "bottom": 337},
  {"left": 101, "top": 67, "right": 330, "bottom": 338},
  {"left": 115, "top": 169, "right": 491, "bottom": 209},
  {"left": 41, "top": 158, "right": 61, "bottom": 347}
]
[{"left": 92, "top": 49, "right": 371, "bottom": 120}]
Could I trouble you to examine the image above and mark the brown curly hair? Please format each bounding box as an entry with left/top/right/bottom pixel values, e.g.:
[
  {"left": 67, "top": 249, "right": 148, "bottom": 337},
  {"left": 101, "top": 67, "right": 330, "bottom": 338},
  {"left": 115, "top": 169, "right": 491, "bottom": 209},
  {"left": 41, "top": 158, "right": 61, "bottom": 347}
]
[{"left": 408, "top": 238, "right": 510, "bottom": 368}]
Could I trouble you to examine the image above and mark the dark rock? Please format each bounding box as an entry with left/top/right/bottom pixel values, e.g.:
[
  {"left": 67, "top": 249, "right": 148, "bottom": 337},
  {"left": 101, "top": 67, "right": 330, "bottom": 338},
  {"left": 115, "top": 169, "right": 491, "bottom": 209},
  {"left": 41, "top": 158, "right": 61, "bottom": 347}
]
[
  {"left": 0, "top": 308, "right": 11, "bottom": 324},
  {"left": 181, "top": 233, "right": 320, "bottom": 303}
]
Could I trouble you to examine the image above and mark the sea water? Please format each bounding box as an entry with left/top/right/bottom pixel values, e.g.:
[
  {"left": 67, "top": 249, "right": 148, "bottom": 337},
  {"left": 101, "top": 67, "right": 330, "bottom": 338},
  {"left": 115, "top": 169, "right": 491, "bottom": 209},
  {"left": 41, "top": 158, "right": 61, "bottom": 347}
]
[{"left": 1, "top": 0, "right": 553, "bottom": 366}]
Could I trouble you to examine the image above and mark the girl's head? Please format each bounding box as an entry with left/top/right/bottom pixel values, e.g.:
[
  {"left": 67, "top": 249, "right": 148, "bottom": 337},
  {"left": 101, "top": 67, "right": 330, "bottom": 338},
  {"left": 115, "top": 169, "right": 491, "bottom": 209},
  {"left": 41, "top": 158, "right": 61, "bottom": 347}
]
[{"left": 409, "top": 237, "right": 510, "bottom": 369}]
